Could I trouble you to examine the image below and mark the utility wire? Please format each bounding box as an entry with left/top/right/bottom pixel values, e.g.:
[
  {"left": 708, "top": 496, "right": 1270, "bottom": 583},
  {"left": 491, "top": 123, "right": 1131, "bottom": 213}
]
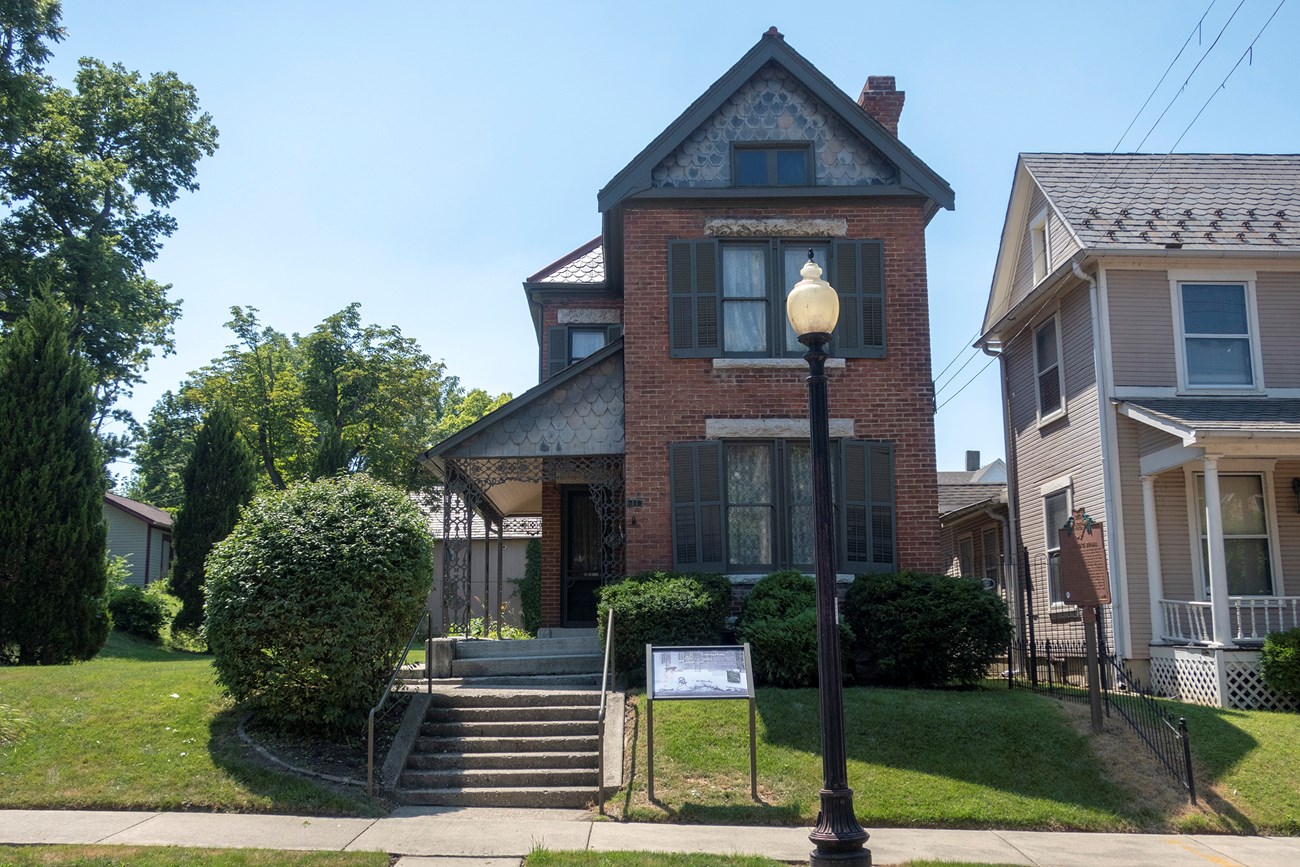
[
  {"left": 934, "top": 344, "right": 984, "bottom": 398},
  {"left": 935, "top": 351, "right": 998, "bottom": 414}
]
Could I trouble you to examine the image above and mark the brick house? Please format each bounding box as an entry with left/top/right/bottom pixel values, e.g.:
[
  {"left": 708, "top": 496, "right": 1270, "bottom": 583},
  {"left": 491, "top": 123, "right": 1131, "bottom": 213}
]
[
  {"left": 979, "top": 153, "right": 1300, "bottom": 708},
  {"left": 421, "top": 29, "right": 953, "bottom": 631}
]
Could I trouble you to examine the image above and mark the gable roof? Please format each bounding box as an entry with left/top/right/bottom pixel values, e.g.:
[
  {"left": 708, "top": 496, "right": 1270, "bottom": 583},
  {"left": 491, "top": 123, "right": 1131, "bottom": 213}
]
[
  {"left": 525, "top": 237, "right": 605, "bottom": 285},
  {"left": 597, "top": 29, "right": 954, "bottom": 218},
  {"left": 104, "top": 493, "right": 172, "bottom": 530},
  {"left": 983, "top": 153, "right": 1300, "bottom": 339}
]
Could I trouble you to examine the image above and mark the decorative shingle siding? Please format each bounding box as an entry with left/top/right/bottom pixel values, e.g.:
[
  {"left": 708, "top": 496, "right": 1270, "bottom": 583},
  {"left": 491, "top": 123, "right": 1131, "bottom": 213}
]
[
  {"left": 651, "top": 62, "right": 897, "bottom": 189},
  {"left": 619, "top": 199, "right": 939, "bottom": 575}
]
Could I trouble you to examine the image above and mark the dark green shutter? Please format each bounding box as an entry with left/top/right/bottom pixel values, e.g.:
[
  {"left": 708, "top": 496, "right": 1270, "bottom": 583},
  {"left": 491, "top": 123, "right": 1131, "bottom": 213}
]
[
  {"left": 840, "top": 439, "right": 895, "bottom": 573},
  {"left": 547, "top": 325, "right": 569, "bottom": 378},
  {"left": 668, "top": 239, "right": 720, "bottom": 358},
  {"left": 831, "top": 240, "right": 885, "bottom": 358},
  {"left": 606, "top": 324, "right": 623, "bottom": 342},
  {"left": 669, "top": 441, "right": 725, "bottom": 571}
]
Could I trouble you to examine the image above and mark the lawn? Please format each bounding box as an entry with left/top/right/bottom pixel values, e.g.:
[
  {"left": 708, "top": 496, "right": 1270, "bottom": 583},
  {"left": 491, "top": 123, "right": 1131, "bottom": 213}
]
[
  {"left": 611, "top": 684, "right": 1300, "bottom": 834},
  {"left": 0, "top": 633, "right": 378, "bottom": 815},
  {"left": 0, "top": 847, "right": 386, "bottom": 866}
]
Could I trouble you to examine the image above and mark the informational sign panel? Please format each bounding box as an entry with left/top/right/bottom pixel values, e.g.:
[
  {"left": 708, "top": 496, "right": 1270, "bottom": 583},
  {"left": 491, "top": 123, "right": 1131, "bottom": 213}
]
[
  {"left": 647, "top": 645, "right": 753, "bottom": 701},
  {"left": 1058, "top": 514, "right": 1110, "bottom": 607}
]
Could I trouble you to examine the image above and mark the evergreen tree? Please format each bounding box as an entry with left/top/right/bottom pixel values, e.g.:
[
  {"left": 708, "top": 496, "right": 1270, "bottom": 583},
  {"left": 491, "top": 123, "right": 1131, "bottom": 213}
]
[
  {"left": 0, "top": 294, "right": 109, "bottom": 664},
  {"left": 169, "top": 403, "right": 256, "bottom": 630}
]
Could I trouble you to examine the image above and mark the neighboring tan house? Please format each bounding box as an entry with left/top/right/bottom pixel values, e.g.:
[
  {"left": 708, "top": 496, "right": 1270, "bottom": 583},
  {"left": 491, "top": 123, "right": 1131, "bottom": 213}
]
[
  {"left": 104, "top": 493, "right": 173, "bottom": 587},
  {"left": 421, "top": 28, "right": 954, "bottom": 631},
  {"left": 978, "top": 153, "right": 1300, "bottom": 709},
  {"left": 938, "top": 451, "right": 1009, "bottom": 592}
]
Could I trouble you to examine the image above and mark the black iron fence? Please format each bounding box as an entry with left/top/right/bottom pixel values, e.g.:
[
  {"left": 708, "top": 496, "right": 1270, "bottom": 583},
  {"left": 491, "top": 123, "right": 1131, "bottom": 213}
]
[{"left": 1007, "top": 549, "right": 1196, "bottom": 804}]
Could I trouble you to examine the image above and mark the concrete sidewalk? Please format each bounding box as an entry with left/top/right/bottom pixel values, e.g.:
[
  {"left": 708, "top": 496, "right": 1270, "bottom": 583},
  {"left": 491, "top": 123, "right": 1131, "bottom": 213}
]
[{"left": 2, "top": 807, "right": 1300, "bottom": 866}]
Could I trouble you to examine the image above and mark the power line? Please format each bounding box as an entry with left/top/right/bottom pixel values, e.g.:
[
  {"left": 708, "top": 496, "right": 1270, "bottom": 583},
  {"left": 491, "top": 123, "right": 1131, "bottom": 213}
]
[
  {"left": 934, "top": 351, "right": 997, "bottom": 414},
  {"left": 934, "top": 344, "right": 984, "bottom": 398}
]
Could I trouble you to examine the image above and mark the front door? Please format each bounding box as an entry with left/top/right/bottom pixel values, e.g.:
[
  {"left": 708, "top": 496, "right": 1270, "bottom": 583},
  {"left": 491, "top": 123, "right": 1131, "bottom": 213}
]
[{"left": 561, "top": 487, "right": 602, "bottom": 627}]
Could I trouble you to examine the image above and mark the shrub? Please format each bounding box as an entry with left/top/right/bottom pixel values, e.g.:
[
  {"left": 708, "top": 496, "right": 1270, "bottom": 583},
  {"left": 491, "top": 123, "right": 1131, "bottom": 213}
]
[
  {"left": 844, "top": 571, "right": 1012, "bottom": 688},
  {"left": 598, "top": 571, "right": 729, "bottom": 684},
  {"left": 1261, "top": 627, "right": 1300, "bottom": 704},
  {"left": 108, "top": 583, "right": 168, "bottom": 642},
  {"left": 517, "top": 537, "right": 542, "bottom": 636},
  {"left": 204, "top": 474, "right": 433, "bottom": 735},
  {"left": 736, "top": 570, "right": 852, "bottom": 688}
]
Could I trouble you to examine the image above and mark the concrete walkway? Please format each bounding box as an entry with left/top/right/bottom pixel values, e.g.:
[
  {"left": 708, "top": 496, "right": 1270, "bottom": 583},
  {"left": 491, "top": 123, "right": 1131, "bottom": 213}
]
[{"left": 3, "top": 807, "right": 1300, "bottom": 866}]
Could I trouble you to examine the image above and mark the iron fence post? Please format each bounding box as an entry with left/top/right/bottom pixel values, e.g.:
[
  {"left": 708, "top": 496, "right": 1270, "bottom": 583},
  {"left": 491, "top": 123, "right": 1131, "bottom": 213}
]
[{"left": 1179, "top": 717, "right": 1197, "bottom": 805}]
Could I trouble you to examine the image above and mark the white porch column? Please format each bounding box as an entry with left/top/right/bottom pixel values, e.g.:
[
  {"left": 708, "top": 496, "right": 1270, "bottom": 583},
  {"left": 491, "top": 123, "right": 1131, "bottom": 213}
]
[
  {"left": 1142, "top": 474, "right": 1166, "bottom": 643},
  {"left": 1202, "top": 456, "right": 1234, "bottom": 647}
]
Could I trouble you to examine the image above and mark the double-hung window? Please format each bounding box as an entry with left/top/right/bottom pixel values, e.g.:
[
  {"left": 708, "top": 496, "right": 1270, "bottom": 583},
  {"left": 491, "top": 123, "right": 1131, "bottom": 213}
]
[
  {"left": 1034, "top": 315, "right": 1064, "bottom": 421},
  {"left": 1044, "top": 489, "right": 1070, "bottom": 603},
  {"left": 982, "top": 527, "right": 1001, "bottom": 590},
  {"left": 545, "top": 323, "right": 623, "bottom": 378},
  {"left": 670, "top": 438, "right": 894, "bottom": 575},
  {"left": 1178, "top": 282, "right": 1256, "bottom": 389},
  {"left": 1194, "top": 473, "right": 1275, "bottom": 596},
  {"left": 669, "top": 239, "right": 884, "bottom": 360}
]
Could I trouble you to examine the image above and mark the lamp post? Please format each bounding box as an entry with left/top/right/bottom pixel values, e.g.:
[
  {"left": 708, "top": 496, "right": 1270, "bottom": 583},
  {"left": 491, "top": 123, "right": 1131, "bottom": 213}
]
[{"left": 787, "top": 251, "right": 871, "bottom": 867}]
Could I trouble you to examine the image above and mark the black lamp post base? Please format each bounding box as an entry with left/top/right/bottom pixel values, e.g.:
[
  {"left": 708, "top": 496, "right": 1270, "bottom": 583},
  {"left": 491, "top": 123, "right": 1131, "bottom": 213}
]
[{"left": 809, "top": 788, "right": 871, "bottom": 867}]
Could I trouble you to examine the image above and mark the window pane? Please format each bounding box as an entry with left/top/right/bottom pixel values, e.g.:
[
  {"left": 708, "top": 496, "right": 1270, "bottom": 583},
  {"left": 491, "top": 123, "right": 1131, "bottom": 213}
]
[
  {"left": 1183, "top": 284, "right": 1248, "bottom": 334},
  {"left": 1218, "top": 475, "right": 1267, "bottom": 535},
  {"left": 724, "top": 300, "right": 767, "bottom": 352},
  {"left": 727, "top": 443, "right": 772, "bottom": 503},
  {"left": 783, "top": 246, "right": 827, "bottom": 354},
  {"left": 735, "top": 150, "right": 767, "bottom": 185},
  {"left": 958, "top": 537, "right": 974, "bottom": 576},
  {"left": 1038, "top": 369, "right": 1062, "bottom": 416},
  {"left": 776, "top": 149, "right": 807, "bottom": 185},
  {"left": 1186, "top": 337, "right": 1252, "bottom": 385},
  {"left": 1035, "top": 320, "right": 1058, "bottom": 370},
  {"left": 1044, "top": 491, "right": 1068, "bottom": 551},
  {"left": 1225, "top": 539, "right": 1272, "bottom": 595},
  {"left": 786, "top": 443, "right": 813, "bottom": 566},
  {"left": 728, "top": 507, "right": 772, "bottom": 566},
  {"left": 568, "top": 329, "right": 606, "bottom": 363},
  {"left": 1195, "top": 474, "right": 1274, "bottom": 596},
  {"left": 723, "top": 247, "right": 766, "bottom": 297}
]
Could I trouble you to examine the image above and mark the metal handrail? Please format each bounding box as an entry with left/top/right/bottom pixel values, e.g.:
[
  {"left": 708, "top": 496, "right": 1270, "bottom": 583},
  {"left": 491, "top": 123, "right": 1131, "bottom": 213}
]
[
  {"left": 596, "top": 606, "right": 615, "bottom": 815},
  {"left": 367, "top": 607, "right": 433, "bottom": 795}
]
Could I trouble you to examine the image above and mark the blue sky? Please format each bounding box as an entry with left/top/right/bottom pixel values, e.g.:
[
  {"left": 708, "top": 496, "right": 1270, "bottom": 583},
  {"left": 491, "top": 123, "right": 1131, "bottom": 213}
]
[{"left": 49, "top": 1, "right": 1300, "bottom": 477}]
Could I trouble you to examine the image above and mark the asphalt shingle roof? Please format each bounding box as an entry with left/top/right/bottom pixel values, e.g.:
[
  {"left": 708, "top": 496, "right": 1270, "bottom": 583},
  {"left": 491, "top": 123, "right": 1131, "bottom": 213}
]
[
  {"left": 1023, "top": 153, "right": 1300, "bottom": 252},
  {"left": 1123, "top": 398, "right": 1300, "bottom": 434},
  {"left": 938, "top": 483, "right": 1005, "bottom": 517}
]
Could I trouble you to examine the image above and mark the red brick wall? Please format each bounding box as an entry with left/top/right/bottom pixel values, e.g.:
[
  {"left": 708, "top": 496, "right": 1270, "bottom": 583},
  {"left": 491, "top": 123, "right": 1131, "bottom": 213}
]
[
  {"left": 620, "top": 199, "right": 940, "bottom": 575},
  {"left": 540, "top": 481, "right": 562, "bottom": 627}
]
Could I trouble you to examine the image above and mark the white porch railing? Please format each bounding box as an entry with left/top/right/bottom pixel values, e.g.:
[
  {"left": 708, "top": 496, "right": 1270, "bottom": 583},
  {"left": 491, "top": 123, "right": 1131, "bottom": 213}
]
[{"left": 1159, "top": 597, "right": 1300, "bottom": 644}]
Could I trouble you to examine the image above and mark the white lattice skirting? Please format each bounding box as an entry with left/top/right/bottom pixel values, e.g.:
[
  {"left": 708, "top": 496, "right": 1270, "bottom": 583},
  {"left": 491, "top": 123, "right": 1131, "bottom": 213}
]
[{"left": 1149, "top": 646, "right": 1299, "bottom": 710}]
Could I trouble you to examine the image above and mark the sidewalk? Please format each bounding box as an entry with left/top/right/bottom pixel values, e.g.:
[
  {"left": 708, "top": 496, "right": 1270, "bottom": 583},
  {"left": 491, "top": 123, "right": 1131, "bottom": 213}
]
[{"left": 3, "top": 807, "right": 1300, "bottom": 866}]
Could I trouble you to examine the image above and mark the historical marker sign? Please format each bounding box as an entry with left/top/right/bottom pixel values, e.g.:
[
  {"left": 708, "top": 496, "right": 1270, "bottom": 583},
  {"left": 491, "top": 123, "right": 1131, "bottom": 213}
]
[
  {"left": 648, "top": 645, "right": 753, "bottom": 700},
  {"left": 1058, "top": 510, "right": 1110, "bottom": 607}
]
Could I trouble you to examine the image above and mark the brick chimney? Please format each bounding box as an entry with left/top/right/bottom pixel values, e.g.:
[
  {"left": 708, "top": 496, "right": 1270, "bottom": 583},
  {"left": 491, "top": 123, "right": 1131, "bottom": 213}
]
[{"left": 858, "top": 75, "right": 905, "bottom": 137}]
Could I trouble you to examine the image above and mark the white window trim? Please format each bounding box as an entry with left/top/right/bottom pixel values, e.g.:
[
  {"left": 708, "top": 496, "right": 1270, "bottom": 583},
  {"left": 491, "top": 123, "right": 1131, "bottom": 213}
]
[
  {"left": 1041, "top": 480, "right": 1073, "bottom": 606},
  {"left": 1033, "top": 312, "right": 1066, "bottom": 426},
  {"left": 1029, "top": 209, "right": 1051, "bottom": 285},
  {"left": 1182, "top": 460, "right": 1284, "bottom": 599},
  {"left": 1169, "top": 270, "right": 1265, "bottom": 394}
]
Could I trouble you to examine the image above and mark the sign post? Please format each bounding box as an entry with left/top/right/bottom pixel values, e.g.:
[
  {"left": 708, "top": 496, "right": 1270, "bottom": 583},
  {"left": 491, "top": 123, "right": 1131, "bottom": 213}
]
[{"left": 645, "top": 644, "right": 756, "bottom": 801}]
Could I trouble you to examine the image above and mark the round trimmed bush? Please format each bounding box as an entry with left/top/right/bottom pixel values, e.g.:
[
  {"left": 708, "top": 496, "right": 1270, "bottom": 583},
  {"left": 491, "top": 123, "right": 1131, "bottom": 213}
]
[
  {"left": 1261, "top": 627, "right": 1300, "bottom": 704},
  {"left": 108, "top": 583, "right": 167, "bottom": 641},
  {"left": 598, "top": 571, "right": 729, "bottom": 684},
  {"left": 204, "top": 474, "right": 433, "bottom": 734},
  {"left": 736, "top": 570, "right": 852, "bottom": 688},
  {"left": 844, "top": 571, "right": 1012, "bottom": 688}
]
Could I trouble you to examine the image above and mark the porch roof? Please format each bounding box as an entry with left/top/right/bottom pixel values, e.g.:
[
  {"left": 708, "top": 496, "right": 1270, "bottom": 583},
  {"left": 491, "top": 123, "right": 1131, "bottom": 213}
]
[{"left": 1121, "top": 398, "right": 1300, "bottom": 443}]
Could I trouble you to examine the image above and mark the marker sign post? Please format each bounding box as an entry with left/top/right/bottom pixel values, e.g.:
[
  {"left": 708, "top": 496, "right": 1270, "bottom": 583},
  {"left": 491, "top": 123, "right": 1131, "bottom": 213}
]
[{"left": 645, "top": 644, "right": 756, "bottom": 801}]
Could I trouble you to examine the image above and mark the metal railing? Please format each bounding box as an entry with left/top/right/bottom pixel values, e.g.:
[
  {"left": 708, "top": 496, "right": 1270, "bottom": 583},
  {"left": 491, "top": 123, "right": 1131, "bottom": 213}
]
[
  {"left": 367, "top": 607, "right": 433, "bottom": 795},
  {"left": 1160, "top": 596, "right": 1300, "bottom": 643},
  {"left": 597, "top": 606, "right": 615, "bottom": 815}
]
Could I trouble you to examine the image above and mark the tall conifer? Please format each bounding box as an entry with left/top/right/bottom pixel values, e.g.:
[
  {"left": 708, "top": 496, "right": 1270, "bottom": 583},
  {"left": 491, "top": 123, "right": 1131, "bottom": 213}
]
[
  {"left": 170, "top": 403, "right": 257, "bottom": 629},
  {"left": 0, "top": 295, "right": 110, "bottom": 664}
]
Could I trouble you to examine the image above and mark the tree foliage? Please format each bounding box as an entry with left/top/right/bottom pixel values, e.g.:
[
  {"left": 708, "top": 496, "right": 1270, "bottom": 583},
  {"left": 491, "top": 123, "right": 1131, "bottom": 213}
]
[
  {"left": 169, "top": 403, "right": 256, "bottom": 630},
  {"left": 0, "top": 1, "right": 217, "bottom": 457},
  {"left": 0, "top": 294, "right": 109, "bottom": 664},
  {"left": 204, "top": 474, "right": 433, "bottom": 734},
  {"left": 129, "top": 305, "right": 510, "bottom": 503}
]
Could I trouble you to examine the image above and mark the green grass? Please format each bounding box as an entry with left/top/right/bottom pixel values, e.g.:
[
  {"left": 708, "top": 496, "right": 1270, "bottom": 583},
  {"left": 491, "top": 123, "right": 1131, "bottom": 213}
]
[
  {"left": 616, "top": 686, "right": 1153, "bottom": 831},
  {"left": 0, "top": 632, "right": 378, "bottom": 815},
  {"left": 1171, "top": 701, "right": 1300, "bottom": 835},
  {"left": 0, "top": 846, "right": 386, "bottom": 866}
]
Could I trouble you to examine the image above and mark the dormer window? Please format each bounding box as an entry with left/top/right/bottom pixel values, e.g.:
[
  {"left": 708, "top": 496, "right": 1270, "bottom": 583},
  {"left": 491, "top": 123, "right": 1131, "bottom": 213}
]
[
  {"left": 1029, "top": 211, "right": 1050, "bottom": 284},
  {"left": 733, "top": 144, "right": 812, "bottom": 186}
]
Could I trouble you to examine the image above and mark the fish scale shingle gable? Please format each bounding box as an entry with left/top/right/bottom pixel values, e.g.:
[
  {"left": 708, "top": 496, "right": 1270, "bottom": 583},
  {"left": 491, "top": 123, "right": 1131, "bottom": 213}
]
[{"left": 1024, "top": 153, "right": 1300, "bottom": 252}]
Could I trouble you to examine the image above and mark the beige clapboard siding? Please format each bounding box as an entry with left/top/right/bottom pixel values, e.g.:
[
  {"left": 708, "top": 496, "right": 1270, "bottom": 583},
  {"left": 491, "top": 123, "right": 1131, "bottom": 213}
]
[
  {"left": 1273, "top": 461, "right": 1300, "bottom": 594},
  {"left": 1138, "top": 424, "right": 1181, "bottom": 456},
  {"left": 1116, "top": 416, "right": 1153, "bottom": 651},
  {"left": 1257, "top": 272, "right": 1300, "bottom": 388},
  {"left": 1154, "top": 471, "right": 1196, "bottom": 603},
  {"left": 1009, "top": 185, "right": 1047, "bottom": 301},
  {"left": 1007, "top": 282, "right": 1105, "bottom": 614},
  {"left": 1107, "top": 269, "right": 1177, "bottom": 388}
]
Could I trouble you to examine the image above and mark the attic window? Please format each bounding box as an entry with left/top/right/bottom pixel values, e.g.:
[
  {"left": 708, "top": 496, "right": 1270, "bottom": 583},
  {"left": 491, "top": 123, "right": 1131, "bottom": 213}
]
[
  {"left": 1030, "top": 211, "right": 1050, "bottom": 284},
  {"left": 733, "top": 144, "right": 811, "bottom": 186}
]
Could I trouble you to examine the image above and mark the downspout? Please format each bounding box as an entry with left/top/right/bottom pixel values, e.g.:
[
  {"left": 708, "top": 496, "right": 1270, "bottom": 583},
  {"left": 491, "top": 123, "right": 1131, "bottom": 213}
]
[
  {"left": 980, "top": 338, "right": 1022, "bottom": 640},
  {"left": 1076, "top": 260, "right": 1132, "bottom": 660}
]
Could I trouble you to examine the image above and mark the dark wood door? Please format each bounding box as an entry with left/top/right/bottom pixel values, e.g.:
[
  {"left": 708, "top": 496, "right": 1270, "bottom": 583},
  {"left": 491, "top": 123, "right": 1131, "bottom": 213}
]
[{"left": 561, "top": 487, "right": 601, "bottom": 627}]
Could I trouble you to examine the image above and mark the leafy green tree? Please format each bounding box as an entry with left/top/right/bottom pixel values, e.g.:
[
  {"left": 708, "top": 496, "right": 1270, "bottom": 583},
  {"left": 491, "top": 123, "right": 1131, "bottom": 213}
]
[
  {"left": 122, "top": 388, "right": 202, "bottom": 509},
  {"left": 0, "top": 3, "right": 217, "bottom": 456},
  {"left": 169, "top": 403, "right": 257, "bottom": 630},
  {"left": 0, "top": 294, "right": 109, "bottom": 664}
]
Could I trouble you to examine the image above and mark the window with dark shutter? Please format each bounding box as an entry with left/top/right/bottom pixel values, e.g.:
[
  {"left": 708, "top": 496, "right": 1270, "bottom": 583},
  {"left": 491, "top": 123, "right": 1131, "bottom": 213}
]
[
  {"left": 668, "top": 240, "right": 720, "bottom": 358},
  {"left": 669, "top": 441, "right": 725, "bottom": 571},
  {"left": 546, "top": 325, "right": 569, "bottom": 378},
  {"left": 840, "top": 439, "right": 895, "bottom": 573},
  {"left": 831, "top": 240, "right": 885, "bottom": 359}
]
